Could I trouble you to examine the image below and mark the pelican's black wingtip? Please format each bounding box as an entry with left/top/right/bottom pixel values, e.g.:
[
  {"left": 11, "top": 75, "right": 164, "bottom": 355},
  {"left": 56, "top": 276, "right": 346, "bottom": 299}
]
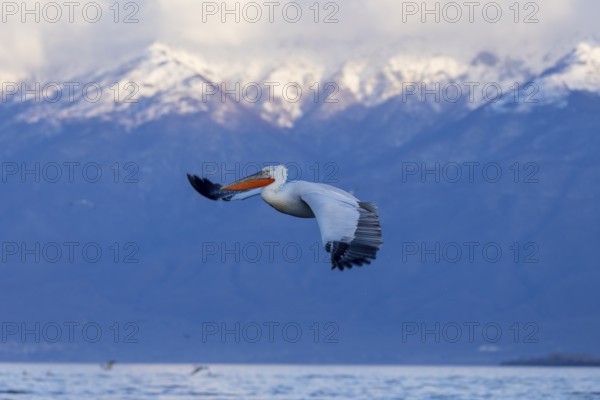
[
  {"left": 186, "top": 173, "right": 196, "bottom": 187},
  {"left": 187, "top": 174, "right": 222, "bottom": 201}
]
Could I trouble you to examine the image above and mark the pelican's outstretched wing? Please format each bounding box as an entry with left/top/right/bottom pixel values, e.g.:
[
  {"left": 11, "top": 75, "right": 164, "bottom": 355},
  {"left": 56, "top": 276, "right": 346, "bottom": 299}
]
[
  {"left": 299, "top": 184, "right": 383, "bottom": 270},
  {"left": 187, "top": 174, "right": 262, "bottom": 202}
]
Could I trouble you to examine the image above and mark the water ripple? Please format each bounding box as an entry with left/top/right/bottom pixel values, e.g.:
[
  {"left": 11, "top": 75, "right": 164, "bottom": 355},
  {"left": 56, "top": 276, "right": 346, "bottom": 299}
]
[{"left": 0, "top": 364, "right": 598, "bottom": 400}]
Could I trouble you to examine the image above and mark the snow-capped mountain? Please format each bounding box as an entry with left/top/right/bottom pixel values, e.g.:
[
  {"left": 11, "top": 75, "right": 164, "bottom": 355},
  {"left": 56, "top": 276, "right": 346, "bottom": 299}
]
[{"left": 3, "top": 41, "right": 565, "bottom": 131}]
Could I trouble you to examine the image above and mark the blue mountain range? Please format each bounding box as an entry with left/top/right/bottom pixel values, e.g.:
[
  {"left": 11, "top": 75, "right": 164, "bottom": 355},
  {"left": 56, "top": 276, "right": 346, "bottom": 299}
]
[{"left": 0, "top": 43, "right": 598, "bottom": 364}]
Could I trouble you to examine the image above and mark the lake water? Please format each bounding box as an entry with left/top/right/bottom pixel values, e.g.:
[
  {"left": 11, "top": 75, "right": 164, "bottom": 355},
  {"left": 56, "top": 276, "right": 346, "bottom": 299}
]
[{"left": 0, "top": 364, "right": 599, "bottom": 399}]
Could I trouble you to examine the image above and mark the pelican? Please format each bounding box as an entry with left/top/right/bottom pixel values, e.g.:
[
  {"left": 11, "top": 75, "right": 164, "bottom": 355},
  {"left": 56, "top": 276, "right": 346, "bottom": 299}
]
[{"left": 187, "top": 165, "right": 382, "bottom": 270}]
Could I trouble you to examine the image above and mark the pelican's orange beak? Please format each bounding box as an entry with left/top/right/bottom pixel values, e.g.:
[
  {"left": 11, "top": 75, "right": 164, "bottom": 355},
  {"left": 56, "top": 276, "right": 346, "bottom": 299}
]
[{"left": 221, "top": 171, "right": 275, "bottom": 191}]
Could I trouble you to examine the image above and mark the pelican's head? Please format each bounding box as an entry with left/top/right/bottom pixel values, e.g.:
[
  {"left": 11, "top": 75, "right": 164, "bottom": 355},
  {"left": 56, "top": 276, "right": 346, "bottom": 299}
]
[{"left": 221, "top": 165, "right": 287, "bottom": 191}]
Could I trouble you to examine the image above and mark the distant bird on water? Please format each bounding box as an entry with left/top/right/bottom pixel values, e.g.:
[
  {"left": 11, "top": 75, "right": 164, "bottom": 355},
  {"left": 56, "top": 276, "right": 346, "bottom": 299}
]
[
  {"left": 187, "top": 165, "right": 383, "bottom": 270},
  {"left": 101, "top": 360, "right": 116, "bottom": 371},
  {"left": 190, "top": 365, "right": 209, "bottom": 375}
]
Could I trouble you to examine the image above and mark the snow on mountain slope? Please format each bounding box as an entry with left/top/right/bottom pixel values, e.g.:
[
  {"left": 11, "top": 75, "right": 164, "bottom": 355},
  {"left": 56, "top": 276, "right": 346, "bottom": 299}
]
[
  {"left": 329, "top": 55, "right": 468, "bottom": 110},
  {"left": 259, "top": 59, "right": 325, "bottom": 128},
  {"left": 4, "top": 42, "right": 599, "bottom": 130},
  {"left": 490, "top": 42, "right": 600, "bottom": 112},
  {"left": 537, "top": 43, "right": 600, "bottom": 105},
  {"left": 14, "top": 43, "right": 248, "bottom": 129}
]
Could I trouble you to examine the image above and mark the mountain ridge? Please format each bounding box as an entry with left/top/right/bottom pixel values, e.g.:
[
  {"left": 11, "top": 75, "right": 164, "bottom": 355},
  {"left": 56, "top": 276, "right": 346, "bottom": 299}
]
[{"left": 14, "top": 42, "right": 600, "bottom": 130}]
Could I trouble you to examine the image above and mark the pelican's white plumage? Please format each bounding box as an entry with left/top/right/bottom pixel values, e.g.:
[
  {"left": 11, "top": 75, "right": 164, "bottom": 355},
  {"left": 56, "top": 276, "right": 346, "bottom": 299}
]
[{"left": 187, "top": 165, "right": 382, "bottom": 270}]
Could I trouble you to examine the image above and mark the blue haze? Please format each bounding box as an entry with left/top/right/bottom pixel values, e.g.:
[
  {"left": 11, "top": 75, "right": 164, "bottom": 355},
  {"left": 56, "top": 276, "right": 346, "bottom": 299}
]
[{"left": 0, "top": 54, "right": 599, "bottom": 364}]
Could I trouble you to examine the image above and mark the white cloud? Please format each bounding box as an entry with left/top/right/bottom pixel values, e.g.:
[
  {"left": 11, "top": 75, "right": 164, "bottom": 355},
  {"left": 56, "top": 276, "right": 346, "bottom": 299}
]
[
  {"left": 0, "top": 0, "right": 159, "bottom": 78},
  {"left": 0, "top": 0, "right": 598, "bottom": 77},
  {"left": 154, "top": 0, "right": 600, "bottom": 63}
]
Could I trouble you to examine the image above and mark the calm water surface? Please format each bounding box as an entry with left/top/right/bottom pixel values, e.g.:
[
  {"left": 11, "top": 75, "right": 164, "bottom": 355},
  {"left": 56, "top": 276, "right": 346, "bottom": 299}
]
[{"left": 0, "top": 364, "right": 599, "bottom": 399}]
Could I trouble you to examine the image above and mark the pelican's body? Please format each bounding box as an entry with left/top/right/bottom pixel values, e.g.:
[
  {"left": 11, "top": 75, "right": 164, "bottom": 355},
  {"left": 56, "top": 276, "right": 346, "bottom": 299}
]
[
  {"left": 261, "top": 181, "right": 315, "bottom": 218},
  {"left": 187, "top": 165, "right": 382, "bottom": 270}
]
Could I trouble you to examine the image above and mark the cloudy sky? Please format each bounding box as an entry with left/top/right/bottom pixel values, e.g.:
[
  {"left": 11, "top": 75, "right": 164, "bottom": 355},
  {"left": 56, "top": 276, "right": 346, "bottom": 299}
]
[{"left": 0, "top": 0, "right": 598, "bottom": 78}]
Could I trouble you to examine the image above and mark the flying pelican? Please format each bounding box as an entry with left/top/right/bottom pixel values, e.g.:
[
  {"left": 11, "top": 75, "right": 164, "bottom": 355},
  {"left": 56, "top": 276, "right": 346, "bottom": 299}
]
[{"left": 187, "top": 165, "right": 382, "bottom": 270}]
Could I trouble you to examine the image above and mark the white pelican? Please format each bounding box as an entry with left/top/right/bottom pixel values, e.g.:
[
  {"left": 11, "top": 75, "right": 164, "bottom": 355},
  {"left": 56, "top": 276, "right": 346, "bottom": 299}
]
[{"left": 187, "top": 165, "right": 382, "bottom": 270}]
